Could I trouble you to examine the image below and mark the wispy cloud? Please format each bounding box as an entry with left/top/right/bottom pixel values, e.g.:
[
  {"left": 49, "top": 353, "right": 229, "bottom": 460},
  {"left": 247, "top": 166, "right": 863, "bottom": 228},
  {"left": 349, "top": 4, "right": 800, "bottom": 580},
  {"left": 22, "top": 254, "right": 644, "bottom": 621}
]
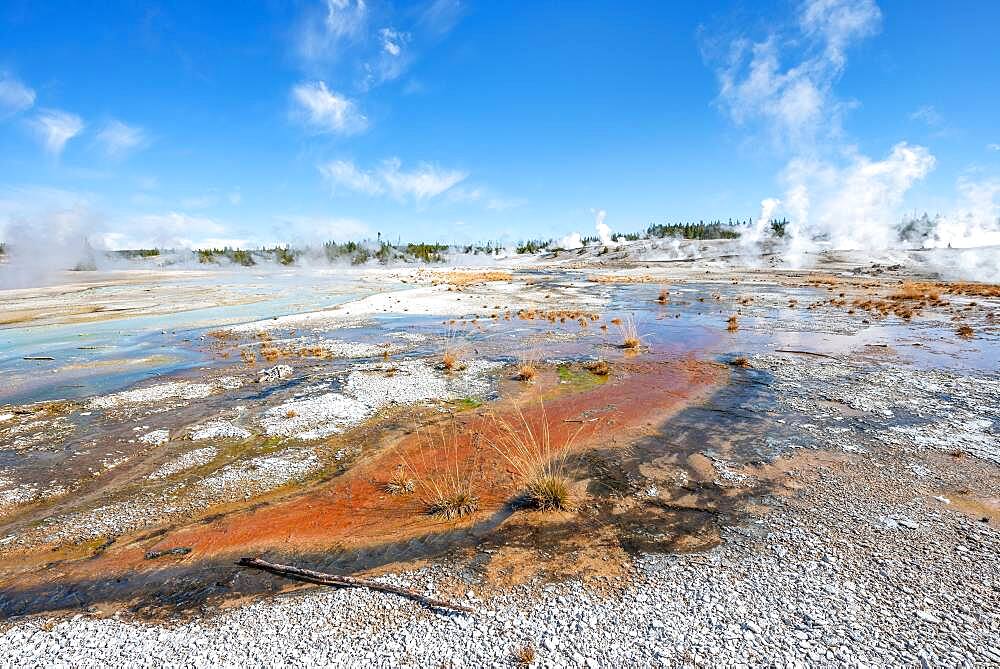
[
  {"left": 30, "top": 109, "right": 85, "bottom": 156},
  {"left": 707, "top": 0, "right": 941, "bottom": 254},
  {"left": 318, "top": 157, "right": 467, "bottom": 201},
  {"left": 292, "top": 0, "right": 462, "bottom": 94},
  {"left": 712, "top": 0, "right": 881, "bottom": 149},
  {"left": 96, "top": 119, "right": 149, "bottom": 158},
  {"left": 0, "top": 72, "right": 35, "bottom": 117},
  {"left": 909, "top": 105, "right": 943, "bottom": 127},
  {"left": 271, "top": 214, "right": 370, "bottom": 243},
  {"left": 417, "top": 0, "right": 465, "bottom": 38},
  {"left": 447, "top": 185, "right": 526, "bottom": 210},
  {"left": 317, "top": 159, "right": 382, "bottom": 194},
  {"left": 296, "top": 0, "right": 369, "bottom": 65},
  {"left": 987, "top": 143, "right": 1000, "bottom": 152},
  {"left": 291, "top": 80, "right": 368, "bottom": 134}
]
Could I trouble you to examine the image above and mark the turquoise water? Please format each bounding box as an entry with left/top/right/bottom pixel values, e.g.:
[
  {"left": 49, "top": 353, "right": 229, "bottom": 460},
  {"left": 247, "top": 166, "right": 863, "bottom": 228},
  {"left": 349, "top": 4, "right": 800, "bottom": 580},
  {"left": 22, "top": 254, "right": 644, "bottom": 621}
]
[{"left": 0, "top": 271, "right": 384, "bottom": 404}]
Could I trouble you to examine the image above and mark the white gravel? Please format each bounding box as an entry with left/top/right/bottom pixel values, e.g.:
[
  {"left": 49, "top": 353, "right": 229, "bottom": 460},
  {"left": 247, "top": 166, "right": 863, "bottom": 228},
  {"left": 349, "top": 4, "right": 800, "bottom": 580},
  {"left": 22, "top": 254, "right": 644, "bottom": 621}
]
[
  {"left": 88, "top": 377, "right": 245, "bottom": 411},
  {"left": 2, "top": 459, "right": 996, "bottom": 667},
  {"left": 146, "top": 447, "right": 218, "bottom": 480},
  {"left": 188, "top": 420, "right": 251, "bottom": 441},
  {"left": 138, "top": 429, "right": 170, "bottom": 446},
  {"left": 258, "top": 359, "right": 501, "bottom": 440},
  {"left": 196, "top": 448, "right": 321, "bottom": 499},
  {"left": 259, "top": 393, "right": 374, "bottom": 440}
]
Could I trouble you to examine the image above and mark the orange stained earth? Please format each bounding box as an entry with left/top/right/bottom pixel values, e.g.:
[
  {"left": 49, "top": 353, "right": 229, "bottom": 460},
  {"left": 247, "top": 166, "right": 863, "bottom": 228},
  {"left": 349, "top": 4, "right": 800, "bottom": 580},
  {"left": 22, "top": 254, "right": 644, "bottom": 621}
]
[{"left": 4, "top": 355, "right": 726, "bottom": 590}]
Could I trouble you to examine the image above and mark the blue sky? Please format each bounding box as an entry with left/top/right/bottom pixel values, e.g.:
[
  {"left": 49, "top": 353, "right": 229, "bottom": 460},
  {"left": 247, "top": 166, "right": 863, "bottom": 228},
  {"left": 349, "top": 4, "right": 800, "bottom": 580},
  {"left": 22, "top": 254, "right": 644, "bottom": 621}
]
[{"left": 1, "top": 0, "right": 998, "bottom": 249}]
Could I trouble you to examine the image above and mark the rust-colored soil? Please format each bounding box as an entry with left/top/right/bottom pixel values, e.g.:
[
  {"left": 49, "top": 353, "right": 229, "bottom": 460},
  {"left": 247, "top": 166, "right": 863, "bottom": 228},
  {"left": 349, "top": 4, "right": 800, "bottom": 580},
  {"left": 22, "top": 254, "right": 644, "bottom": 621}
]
[{"left": 0, "top": 356, "right": 726, "bottom": 608}]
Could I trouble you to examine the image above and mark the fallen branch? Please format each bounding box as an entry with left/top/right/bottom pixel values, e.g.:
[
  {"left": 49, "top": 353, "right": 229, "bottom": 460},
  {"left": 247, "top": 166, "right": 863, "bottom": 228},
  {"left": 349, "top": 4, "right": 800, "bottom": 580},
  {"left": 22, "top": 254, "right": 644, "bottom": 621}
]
[
  {"left": 773, "top": 349, "right": 835, "bottom": 359},
  {"left": 237, "top": 557, "right": 474, "bottom": 614}
]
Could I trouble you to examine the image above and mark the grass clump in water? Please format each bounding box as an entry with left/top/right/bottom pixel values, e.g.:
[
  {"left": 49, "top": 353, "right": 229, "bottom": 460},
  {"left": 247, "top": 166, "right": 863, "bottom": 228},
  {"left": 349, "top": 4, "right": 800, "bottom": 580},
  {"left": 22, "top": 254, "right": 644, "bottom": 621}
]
[{"left": 615, "top": 314, "right": 641, "bottom": 349}]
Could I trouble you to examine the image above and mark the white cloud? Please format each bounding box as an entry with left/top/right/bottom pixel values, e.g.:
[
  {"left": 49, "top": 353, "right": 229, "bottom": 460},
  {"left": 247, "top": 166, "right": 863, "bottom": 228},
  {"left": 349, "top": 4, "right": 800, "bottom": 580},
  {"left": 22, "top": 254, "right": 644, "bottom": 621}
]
[
  {"left": 988, "top": 143, "right": 1000, "bottom": 152},
  {"left": 271, "top": 214, "right": 370, "bottom": 243},
  {"left": 418, "top": 0, "right": 464, "bottom": 38},
  {"left": 318, "top": 159, "right": 382, "bottom": 194},
  {"left": 909, "top": 105, "right": 943, "bottom": 127},
  {"left": 318, "top": 157, "right": 467, "bottom": 201},
  {"left": 180, "top": 193, "right": 220, "bottom": 209},
  {"left": 446, "top": 186, "right": 526, "bottom": 211},
  {"left": 379, "top": 157, "right": 466, "bottom": 200},
  {"left": 714, "top": 0, "right": 881, "bottom": 149},
  {"left": 297, "top": 0, "right": 368, "bottom": 65},
  {"left": 0, "top": 72, "right": 35, "bottom": 117},
  {"left": 96, "top": 119, "right": 149, "bottom": 158},
  {"left": 291, "top": 80, "right": 367, "bottom": 134},
  {"left": 486, "top": 196, "right": 527, "bottom": 211},
  {"left": 798, "top": 0, "right": 882, "bottom": 68},
  {"left": 94, "top": 212, "right": 239, "bottom": 250},
  {"left": 380, "top": 27, "right": 405, "bottom": 56},
  {"left": 292, "top": 0, "right": 460, "bottom": 94},
  {"left": 30, "top": 109, "right": 85, "bottom": 156},
  {"left": 708, "top": 0, "right": 946, "bottom": 258}
]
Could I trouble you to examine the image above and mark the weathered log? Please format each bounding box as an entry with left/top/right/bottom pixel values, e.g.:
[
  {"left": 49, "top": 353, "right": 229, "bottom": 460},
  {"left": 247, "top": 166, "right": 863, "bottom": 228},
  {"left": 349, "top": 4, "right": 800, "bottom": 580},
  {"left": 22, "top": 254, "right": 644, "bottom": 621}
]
[
  {"left": 237, "top": 557, "right": 474, "bottom": 614},
  {"left": 773, "top": 349, "right": 835, "bottom": 358}
]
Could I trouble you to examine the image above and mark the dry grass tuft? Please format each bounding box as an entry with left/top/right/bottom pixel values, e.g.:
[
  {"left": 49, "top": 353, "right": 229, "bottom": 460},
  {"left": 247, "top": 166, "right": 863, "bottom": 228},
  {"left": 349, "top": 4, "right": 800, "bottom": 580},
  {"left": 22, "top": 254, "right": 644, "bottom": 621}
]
[
  {"left": 515, "top": 362, "right": 537, "bottom": 382},
  {"left": 441, "top": 350, "right": 459, "bottom": 370},
  {"left": 583, "top": 359, "right": 610, "bottom": 376},
  {"left": 588, "top": 274, "right": 660, "bottom": 284},
  {"left": 426, "top": 491, "right": 479, "bottom": 519},
  {"left": 657, "top": 287, "right": 669, "bottom": 304},
  {"left": 435, "top": 270, "right": 513, "bottom": 288},
  {"left": 488, "top": 402, "right": 583, "bottom": 512},
  {"left": 730, "top": 356, "right": 751, "bottom": 368},
  {"left": 727, "top": 314, "right": 739, "bottom": 332},
  {"left": 616, "top": 314, "right": 641, "bottom": 349},
  {"left": 401, "top": 424, "right": 482, "bottom": 520},
  {"left": 440, "top": 329, "right": 467, "bottom": 371},
  {"left": 956, "top": 324, "right": 974, "bottom": 339},
  {"left": 514, "top": 644, "right": 536, "bottom": 665},
  {"left": 285, "top": 409, "right": 298, "bottom": 419},
  {"left": 525, "top": 474, "right": 573, "bottom": 512},
  {"left": 384, "top": 468, "right": 415, "bottom": 495}
]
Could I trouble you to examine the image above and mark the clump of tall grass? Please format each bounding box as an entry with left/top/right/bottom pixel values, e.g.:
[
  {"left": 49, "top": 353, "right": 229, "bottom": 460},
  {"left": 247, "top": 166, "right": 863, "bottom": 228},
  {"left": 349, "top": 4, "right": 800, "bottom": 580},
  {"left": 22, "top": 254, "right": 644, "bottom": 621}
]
[
  {"left": 514, "top": 644, "right": 536, "bottom": 665},
  {"left": 727, "top": 314, "right": 739, "bottom": 331},
  {"left": 439, "top": 328, "right": 468, "bottom": 371},
  {"left": 615, "top": 314, "right": 641, "bottom": 349},
  {"left": 384, "top": 466, "right": 415, "bottom": 495},
  {"left": 400, "top": 424, "right": 481, "bottom": 519},
  {"left": 514, "top": 350, "right": 539, "bottom": 382},
  {"left": 488, "top": 403, "right": 583, "bottom": 512},
  {"left": 583, "top": 359, "right": 610, "bottom": 376}
]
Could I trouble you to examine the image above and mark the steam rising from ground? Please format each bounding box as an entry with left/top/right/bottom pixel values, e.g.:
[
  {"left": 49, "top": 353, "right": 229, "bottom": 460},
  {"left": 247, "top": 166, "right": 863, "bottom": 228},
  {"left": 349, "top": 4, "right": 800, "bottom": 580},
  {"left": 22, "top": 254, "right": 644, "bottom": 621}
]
[
  {"left": 0, "top": 189, "right": 103, "bottom": 288},
  {"left": 711, "top": 0, "right": 1000, "bottom": 278},
  {"left": 594, "top": 209, "right": 618, "bottom": 247},
  {"left": 556, "top": 209, "right": 617, "bottom": 251}
]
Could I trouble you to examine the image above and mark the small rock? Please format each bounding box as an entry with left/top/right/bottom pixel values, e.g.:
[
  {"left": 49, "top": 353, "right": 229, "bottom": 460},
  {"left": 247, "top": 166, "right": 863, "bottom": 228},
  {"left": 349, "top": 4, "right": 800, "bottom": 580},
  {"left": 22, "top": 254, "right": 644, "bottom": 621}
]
[{"left": 257, "top": 365, "right": 293, "bottom": 384}]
